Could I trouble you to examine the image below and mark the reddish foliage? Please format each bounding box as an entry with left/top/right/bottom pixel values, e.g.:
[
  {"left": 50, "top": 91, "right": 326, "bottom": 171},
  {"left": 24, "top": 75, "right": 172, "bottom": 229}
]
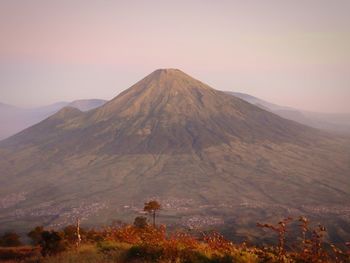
[{"left": 203, "top": 231, "right": 234, "bottom": 254}]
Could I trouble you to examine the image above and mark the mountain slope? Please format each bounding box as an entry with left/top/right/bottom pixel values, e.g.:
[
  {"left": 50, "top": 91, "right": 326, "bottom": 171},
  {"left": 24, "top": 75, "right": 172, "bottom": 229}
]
[{"left": 0, "top": 69, "right": 349, "bottom": 243}]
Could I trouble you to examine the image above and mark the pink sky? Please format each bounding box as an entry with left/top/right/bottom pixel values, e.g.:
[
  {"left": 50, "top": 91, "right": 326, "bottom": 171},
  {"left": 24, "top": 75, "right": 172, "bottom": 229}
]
[{"left": 0, "top": 0, "right": 349, "bottom": 113}]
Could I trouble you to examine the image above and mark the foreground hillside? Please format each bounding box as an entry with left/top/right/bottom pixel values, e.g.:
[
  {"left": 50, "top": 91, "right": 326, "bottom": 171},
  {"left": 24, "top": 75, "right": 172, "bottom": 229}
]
[
  {"left": 1, "top": 214, "right": 349, "bottom": 263},
  {"left": 0, "top": 69, "right": 349, "bottom": 243}
]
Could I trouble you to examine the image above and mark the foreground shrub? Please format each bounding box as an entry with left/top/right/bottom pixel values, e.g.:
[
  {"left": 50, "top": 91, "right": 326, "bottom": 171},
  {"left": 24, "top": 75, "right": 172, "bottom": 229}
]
[
  {"left": 134, "top": 216, "right": 148, "bottom": 229},
  {"left": 40, "top": 230, "right": 68, "bottom": 257},
  {"left": 41, "top": 244, "right": 106, "bottom": 263},
  {"left": 0, "top": 246, "right": 41, "bottom": 261},
  {"left": 126, "top": 244, "right": 164, "bottom": 262},
  {"left": 85, "top": 229, "right": 105, "bottom": 243},
  {"left": 257, "top": 217, "right": 350, "bottom": 263},
  {"left": 0, "top": 231, "right": 23, "bottom": 247},
  {"left": 27, "top": 226, "right": 44, "bottom": 246},
  {"left": 4, "top": 215, "right": 348, "bottom": 262},
  {"left": 62, "top": 224, "right": 86, "bottom": 245},
  {"left": 179, "top": 248, "right": 212, "bottom": 263}
]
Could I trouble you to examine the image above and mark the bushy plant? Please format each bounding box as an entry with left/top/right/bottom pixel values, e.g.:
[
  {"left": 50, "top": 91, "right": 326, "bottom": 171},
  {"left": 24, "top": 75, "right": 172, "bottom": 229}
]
[
  {"left": 40, "top": 230, "right": 67, "bottom": 256},
  {"left": 0, "top": 246, "right": 41, "bottom": 261},
  {"left": 0, "top": 231, "right": 22, "bottom": 247},
  {"left": 27, "top": 226, "right": 44, "bottom": 246},
  {"left": 126, "top": 244, "right": 164, "bottom": 262}
]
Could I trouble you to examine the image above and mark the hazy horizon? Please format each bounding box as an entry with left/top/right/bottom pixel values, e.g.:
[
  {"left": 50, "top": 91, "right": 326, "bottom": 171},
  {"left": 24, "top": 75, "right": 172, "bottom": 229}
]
[{"left": 1, "top": 0, "right": 349, "bottom": 113}]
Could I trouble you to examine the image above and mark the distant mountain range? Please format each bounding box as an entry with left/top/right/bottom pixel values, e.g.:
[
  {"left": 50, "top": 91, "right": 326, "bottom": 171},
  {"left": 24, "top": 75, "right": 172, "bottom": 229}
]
[
  {"left": 0, "top": 99, "right": 107, "bottom": 140},
  {"left": 0, "top": 69, "right": 349, "bottom": 243},
  {"left": 2, "top": 91, "right": 349, "bottom": 142},
  {"left": 228, "top": 92, "right": 350, "bottom": 135}
]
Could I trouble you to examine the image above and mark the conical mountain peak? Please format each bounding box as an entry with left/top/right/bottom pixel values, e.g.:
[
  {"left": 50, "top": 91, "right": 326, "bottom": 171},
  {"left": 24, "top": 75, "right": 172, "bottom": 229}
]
[
  {"left": 136, "top": 68, "right": 213, "bottom": 92},
  {"left": 3, "top": 69, "right": 319, "bottom": 153},
  {"left": 149, "top": 68, "right": 190, "bottom": 76},
  {"left": 152, "top": 68, "right": 183, "bottom": 74},
  {"left": 94, "top": 68, "right": 217, "bottom": 119},
  {"left": 77, "top": 68, "right": 318, "bottom": 155},
  {"left": 147, "top": 68, "right": 200, "bottom": 82}
]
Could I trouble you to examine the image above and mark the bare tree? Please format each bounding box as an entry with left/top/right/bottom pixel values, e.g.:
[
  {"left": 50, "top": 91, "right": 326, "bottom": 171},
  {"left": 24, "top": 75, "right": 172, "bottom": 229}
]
[{"left": 76, "top": 218, "right": 81, "bottom": 248}]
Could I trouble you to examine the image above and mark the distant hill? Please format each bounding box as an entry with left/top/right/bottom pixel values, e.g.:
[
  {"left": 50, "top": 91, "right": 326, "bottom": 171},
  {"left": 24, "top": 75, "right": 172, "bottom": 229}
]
[
  {"left": 0, "top": 102, "right": 20, "bottom": 112},
  {"left": 228, "top": 92, "right": 350, "bottom": 135},
  {"left": 67, "top": 99, "right": 107, "bottom": 112},
  {"left": 0, "top": 69, "right": 349, "bottom": 244},
  {"left": 0, "top": 99, "right": 107, "bottom": 140}
]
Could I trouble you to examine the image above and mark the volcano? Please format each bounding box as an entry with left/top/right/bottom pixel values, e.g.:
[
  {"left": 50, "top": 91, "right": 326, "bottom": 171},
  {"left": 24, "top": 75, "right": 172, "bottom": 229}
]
[{"left": 0, "top": 69, "right": 349, "bottom": 242}]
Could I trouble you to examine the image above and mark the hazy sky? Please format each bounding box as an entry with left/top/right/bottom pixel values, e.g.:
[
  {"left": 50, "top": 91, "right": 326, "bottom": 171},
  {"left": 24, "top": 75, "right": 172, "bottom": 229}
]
[{"left": 0, "top": 0, "right": 349, "bottom": 113}]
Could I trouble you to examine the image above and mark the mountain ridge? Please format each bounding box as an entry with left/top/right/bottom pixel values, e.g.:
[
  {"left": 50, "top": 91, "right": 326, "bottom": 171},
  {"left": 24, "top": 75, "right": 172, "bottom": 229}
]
[
  {"left": 228, "top": 91, "right": 350, "bottom": 134},
  {"left": 0, "top": 99, "right": 107, "bottom": 140}
]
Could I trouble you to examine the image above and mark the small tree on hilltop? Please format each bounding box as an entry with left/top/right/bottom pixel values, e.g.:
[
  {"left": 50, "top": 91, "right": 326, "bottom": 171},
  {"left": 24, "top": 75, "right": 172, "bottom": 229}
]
[{"left": 144, "top": 200, "right": 161, "bottom": 227}]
